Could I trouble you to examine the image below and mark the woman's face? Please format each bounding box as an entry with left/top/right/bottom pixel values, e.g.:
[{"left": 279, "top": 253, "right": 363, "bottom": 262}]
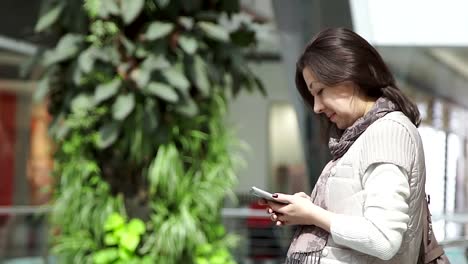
[{"left": 302, "top": 67, "right": 374, "bottom": 129}]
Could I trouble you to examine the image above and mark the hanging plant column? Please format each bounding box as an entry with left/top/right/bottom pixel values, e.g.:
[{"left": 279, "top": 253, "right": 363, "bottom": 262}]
[{"left": 34, "top": 0, "right": 265, "bottom": 263}]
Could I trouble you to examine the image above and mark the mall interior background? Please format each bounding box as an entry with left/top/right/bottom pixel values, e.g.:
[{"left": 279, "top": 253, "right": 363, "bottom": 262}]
[{"left": 1, "top": 0, "right": 468, "bottom": 263}]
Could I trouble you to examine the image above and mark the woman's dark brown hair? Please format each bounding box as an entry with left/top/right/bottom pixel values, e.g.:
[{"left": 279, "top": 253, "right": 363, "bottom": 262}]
[{"left": 296, "top": 28, "right": 421, "bottom": 140}]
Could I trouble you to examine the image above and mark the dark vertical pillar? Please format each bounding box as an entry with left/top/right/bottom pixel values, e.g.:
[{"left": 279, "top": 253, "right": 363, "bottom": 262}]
[{"left": 272, "top": 0, "right": 354, "bottom": 187}]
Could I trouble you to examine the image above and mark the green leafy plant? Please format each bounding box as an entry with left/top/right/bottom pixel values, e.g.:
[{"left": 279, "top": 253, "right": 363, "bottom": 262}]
[
  {"left": 194, "top": 224, "right": 238, "bottom": 264},
  {"left": 33, "top": 0, "right": 266, "bottom": 263},
  {"left": 93, "top": 213, "right": 152, "bottom": 264}
]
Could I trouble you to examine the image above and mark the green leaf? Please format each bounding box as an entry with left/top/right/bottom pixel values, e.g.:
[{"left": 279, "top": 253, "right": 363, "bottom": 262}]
[
  {"left": 214, "top": 225, "right": 225, "bottom": 238},
  {"left": 192, "top": 55, "right": 210, "bottom": 96},
  {"left": 155, "top": 0, "right": 170, "bottom": 8},
  {"left": 84, "top": 0, "right": 100, "bottom": 18},
  {"left": 195, "top": 258, "right": 210, "bottom": 264},
  {"left": 44, "top": 34, "right": 84, "bottom": 66},
  {"left": 93, "top": 248, "right": 119, "bottom": 264},
  {"left": 72, "top": 62, "right": 84, "bottom": 85},
  {"left": 100, "top": 0, "right": 120, "bottom": 17},
  {"left": 141, "top": 256, "right": 155, "bottom": 264},
  {"left": 35, "top": 2, "right": 64, "bottom": 32},
  {"left": 147, "top": 82, "right": 178, "bottom": 103},
  {"left": 176, "top": 97, "right": 198, "bottom": 117},
  {"left": 211, "top": 255, "right": 228, "bottom": 264},
  {"left": 78, "top": 47, "right": 96, "bottom": 73},
  {"left": 112, "top": 94, "right": 135, "bottom": 120},
  {"left": 253, "top": 76, "right": 267, "bottom": 96},
  {"left": 118, "top": 248, "right": 133, "bottom": 260},
  {"left": 196, "top": 243, "right": 213, "bottom": 256},
  {"left": 121, "top": 0, "right": 145, "bottom": 24},
  {"left": 162, "top": 67, "right": 190, "bottom": 92},
  {"left": 145, "top": 22, "right": 174, "bottom": 40},
  {"left": 98, "top": 45, "right": 121, "bottom": 65},
  {"left": 104, "top": 213, "right": 125, "bottom": 231},
  {"left": 104, "top": 233, "right": 118, "bottom": 246},
  {"left": 97, "top": 122, "right": 120, "bottom": 149},
  {"left": 55, "top": 33, "right": 84, "bottom": 56},
  {"left": 113, "top": 226, "right": 126, "bottom": 240},
  {"left": 70, "top": 94, "right": 94, "bottom": 113},
  {"left": 135, "top": 44, "right": 149, "bottom": 58},
  {"left": 141, "top": 55, "right": 170, "bottom": 71},
  {"left": 127, "top": 219, "right": 145, "bottom": 235},
  {"left": 197, "top": 22, "right": 229, "bottom": 42},
  {"left": 178, "top": 16, "right": 194, "bottom": 30},
  {"left": 178, "top": 35, "right": 198, "bottom": 54},
  {"left": 120, "top": 233, "right": 140, "bottom": 252},
  {"left": 143, "top": 99, "right": 159, "bottom": 133},
  {"left": 130, "top": 68, "right": 151, "bottom": 88},
  {"left": 94, "top": 78, "right": 121, "bottom": 104}
]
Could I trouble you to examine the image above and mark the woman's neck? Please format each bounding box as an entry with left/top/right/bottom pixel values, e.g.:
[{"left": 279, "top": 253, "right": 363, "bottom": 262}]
[{"left": 364, "top": 101, "right": 375, "bottom": 115}]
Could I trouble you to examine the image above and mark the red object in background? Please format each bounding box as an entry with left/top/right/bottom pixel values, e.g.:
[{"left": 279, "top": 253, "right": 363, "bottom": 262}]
[
  {"left": 0, "top": 92, "right": 16, "bottom": 226},
  {"left": 246, "top": 200, "right": 284, "bottom": 260},
  {"left": 246, "top": 200, "right": 273, "bottom": 228}
]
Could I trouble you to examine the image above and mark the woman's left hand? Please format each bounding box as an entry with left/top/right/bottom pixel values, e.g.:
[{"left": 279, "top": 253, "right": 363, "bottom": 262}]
[{"left": 266, "top": 192, "right": 333, "bottom": 232}]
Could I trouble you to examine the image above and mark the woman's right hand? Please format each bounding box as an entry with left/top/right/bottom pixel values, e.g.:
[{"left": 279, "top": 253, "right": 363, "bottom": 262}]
[
  {"left": 258, "top": 192, "right": 310, "bottom": 206},
  {"left": 264, "top": 192, "right": 312, "bottom": 225},
  {"left": 292, "top": 192, "right": 311, "bottom": 200}
]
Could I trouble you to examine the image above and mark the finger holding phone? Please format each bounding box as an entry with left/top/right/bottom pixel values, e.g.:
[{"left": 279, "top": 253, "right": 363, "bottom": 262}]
[
  {"left": 250, "top": 186, "right": 288, "bottom": 224},
  {"left": 268, "top": 193, "right": 332, "bottom": 230},
  {"left": 250, "top": 187, "right": 333, "bottom": 230}
]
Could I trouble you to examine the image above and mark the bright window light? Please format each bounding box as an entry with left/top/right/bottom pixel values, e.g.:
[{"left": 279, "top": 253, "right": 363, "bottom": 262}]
[{"left": 350, "top": 0, "right": 468, "bottom": 46}]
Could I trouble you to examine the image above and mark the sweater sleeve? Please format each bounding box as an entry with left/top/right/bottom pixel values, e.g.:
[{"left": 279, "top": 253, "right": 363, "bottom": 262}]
[
  {"left": 358, "top": 118, "right": 415, "bottom": 176},
  {"left": 330, "top": 163, "right": 410, "bottom": 260}
]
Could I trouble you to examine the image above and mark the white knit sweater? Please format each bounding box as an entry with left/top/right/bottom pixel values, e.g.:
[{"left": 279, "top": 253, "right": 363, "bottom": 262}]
[
  {"left": 323, "top": 112, "right": 425, "bottom": 264},
  {"left": 331, "top": 163, "right": 410, "bottom": 259}
]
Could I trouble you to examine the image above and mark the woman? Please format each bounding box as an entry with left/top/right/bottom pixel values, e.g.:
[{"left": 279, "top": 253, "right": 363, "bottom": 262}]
[{"left": 264, "top": 28, "right": 427, "bottom": 264}]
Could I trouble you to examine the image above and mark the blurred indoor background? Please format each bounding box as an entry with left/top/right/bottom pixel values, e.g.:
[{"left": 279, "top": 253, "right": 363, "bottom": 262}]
[{"left": 1, "top": 0, "right": 468, "bottom": 263}]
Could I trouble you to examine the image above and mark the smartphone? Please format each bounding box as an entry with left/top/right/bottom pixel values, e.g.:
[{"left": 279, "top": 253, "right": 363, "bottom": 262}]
[{"left": 250, "top": 186, "right": 289, "bottom": 204}]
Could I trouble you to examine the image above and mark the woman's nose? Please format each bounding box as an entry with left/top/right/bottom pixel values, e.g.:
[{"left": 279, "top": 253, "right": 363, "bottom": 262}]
[{"left": 313, "top": 98, "right": 324, "bottom": 114}]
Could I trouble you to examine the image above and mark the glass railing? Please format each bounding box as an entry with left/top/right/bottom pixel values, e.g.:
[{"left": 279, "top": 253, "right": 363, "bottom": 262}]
[
  {"left": 0, "top": 206, "right": 467, "bottom": 263},
  {"left": 0, "top": 206, "right": 54, "bottom": 263}
]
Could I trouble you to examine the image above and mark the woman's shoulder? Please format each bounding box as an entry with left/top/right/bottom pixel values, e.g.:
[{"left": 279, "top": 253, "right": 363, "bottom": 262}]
[
  {"left": 356, "top": 111, "right": 422, "bottom": 175},
  {"left": 359, "top": 111, "right": 421, "bottom": 155},
  {"left": 370, "top": 111, "right": 420, "bottom": 138},
  {"left": 379, "top": 111, "right": 415, "bottom": 125}
]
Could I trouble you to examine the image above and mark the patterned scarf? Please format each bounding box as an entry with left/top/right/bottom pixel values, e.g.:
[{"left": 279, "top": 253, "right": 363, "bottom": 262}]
[
  {"left": 329, "top": 97, "right": 399, "bottom": 160},
  {"left": 285, "top": 97, "right": 398, "bottom": 264}
]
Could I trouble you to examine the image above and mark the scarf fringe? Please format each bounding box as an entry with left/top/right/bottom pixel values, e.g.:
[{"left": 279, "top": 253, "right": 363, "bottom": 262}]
[{"left": 285, "top": 251, "right": 322, "bottom": 264}]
